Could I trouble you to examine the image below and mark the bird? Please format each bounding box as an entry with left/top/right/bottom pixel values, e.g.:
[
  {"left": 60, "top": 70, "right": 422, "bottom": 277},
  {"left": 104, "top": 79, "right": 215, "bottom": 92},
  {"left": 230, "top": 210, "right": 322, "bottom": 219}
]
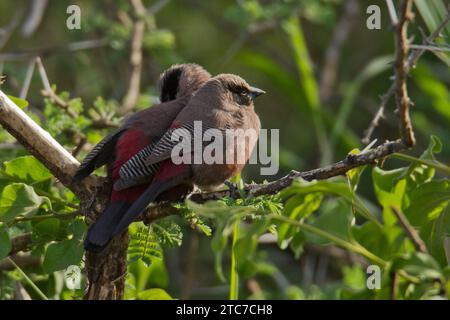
[
  {"left": 108, "top": 73, "right": 265, "bottom": 245},
  {"left": 72, "top": 63, "right": 211, "bottom": 252}
]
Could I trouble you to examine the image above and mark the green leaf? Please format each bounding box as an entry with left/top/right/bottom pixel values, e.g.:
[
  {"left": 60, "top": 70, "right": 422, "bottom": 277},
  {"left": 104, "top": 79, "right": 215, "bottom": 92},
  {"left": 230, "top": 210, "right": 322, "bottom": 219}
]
[
  {"left": 420, "top": 205, "right": 450, "bottom": 267},
  {"left": 42, "top": 238, "right": 84, "bottom": 273},
  {"left": 7, "top": 95, "right": 28, "bottom": 109},
  {"left": 0, "top": 183, "right": 46, "bottom": 223},
  {"left": 372, "top": 167, "right": 407, "bottom": 226},
  {"left": 152, "top": 220, "right": 182, "bottom": 247},
  {"left": 392, "top": 252, "right": 443, "bottom": 281},
  {"left": 342, "top": 265, "right": 366, "bottom": 290},
  {"left": 305, "top": 199, "right": 354, "bottom": 245},
  {"left": 281, "top": 178, "right": 375, "bottom": 222},
  {"left": 404, "top": 179, "right": 450, "bottom": 226},
  {"left": 235, "top": 219, "right": 271, "bottom": 278},
  {"left": 402, "top": 136, "right": 443, "bottom": 187},
  {"left": 33, "top": 218, "right": 61, "bottom": 238},
  {"left": 128, "top": 223, "right": 162, "bottom": 267},
  {"left": 278, "top": 193, "right": 322, "bottom": 248},
  {"left": 68, "top": 219, "right": 86, "bottom": 240},
  {"left": 0, "top": 225, "right": 11, "bottom": 259},
  {"left": 137, "top": 288, "right": 172, "bottom": 300},
  {"left": 2, "top": 156, "right": 52, "bottom": 184},
  {"left": 413, "top": 65, "right": 450, "bottom": 122},
  {"left": 346, "top": 149, "right": 367, "bottom": 192}
]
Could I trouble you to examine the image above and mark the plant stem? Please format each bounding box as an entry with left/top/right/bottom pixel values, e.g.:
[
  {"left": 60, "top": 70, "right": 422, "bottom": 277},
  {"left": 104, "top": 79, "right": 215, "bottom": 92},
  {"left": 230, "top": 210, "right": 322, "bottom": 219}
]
[
  {"left": 7, "top": 257, "right": 48, "bottom": 300},
  {"left": 13, "top": 211, "right": 80, "bottom": 223},
  {"left": 270, "top": 214, "right": 421, "bottom": 284},
  {"left": 391, "top": 153, "right": 450, "bottom": 175},
  {"left": 229, "top": 220, "right": 239, "bottom": 300}
]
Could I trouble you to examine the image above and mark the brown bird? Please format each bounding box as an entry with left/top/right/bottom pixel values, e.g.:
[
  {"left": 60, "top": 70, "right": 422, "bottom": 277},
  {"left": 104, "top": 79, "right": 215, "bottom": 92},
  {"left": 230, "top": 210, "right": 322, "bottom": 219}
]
[
  {"left": 73, "top": 63, "right": 211, "bottom": 252},
  {"left": 111, "top": 74, "right": 265, "bottom": 239}
]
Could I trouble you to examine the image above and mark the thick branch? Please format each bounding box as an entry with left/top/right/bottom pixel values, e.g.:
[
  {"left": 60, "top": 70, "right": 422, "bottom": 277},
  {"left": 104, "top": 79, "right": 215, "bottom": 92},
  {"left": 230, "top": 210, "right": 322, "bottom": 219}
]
[{"left": 0, "top": 90, "right": 99, "bottom": 198}]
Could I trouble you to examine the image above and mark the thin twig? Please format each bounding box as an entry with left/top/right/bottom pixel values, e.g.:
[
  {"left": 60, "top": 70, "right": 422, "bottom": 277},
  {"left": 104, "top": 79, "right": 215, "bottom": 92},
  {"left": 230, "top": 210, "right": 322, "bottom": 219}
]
[
  {"left": 148, "top": 0, "right": 171, "bottom": 15},
  {"left": 19, "top": 59, "right": 36, "bottom": 99},
  {"left": 394, "top": 0, "right": 415, "bottom": 147},
  {"left": 0, "top": 39, "right": 108, "bottom": 61},
  {"left": 385, "top": 0, "right": 399, "bottom": 26},
  {"left": 119, "top": 0, "right": 146, "bottom": 115},
  {"left": 362, "top": 6, "right": 450, "bottom": 144},
  {"left": 21, "top": 0, "right": 49, "bottom": 37},
  {"left": 36, "top": 57, "right": 78, "bottom": 118},
  {"left": 409, "top": 44, "right": 450, "bottom": 52},
  {"left": 319, "top": 0, "right": 359, "bottom": 103},
  {"left": 390, "top": 206, "right": 427, "bottom": 253},
  {"left": 390, "top": 270, "right": 398, "bottom": 300}
]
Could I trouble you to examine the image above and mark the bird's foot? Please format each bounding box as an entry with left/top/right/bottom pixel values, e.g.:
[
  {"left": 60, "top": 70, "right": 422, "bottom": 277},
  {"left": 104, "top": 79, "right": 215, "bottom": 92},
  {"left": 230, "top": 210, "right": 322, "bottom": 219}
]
[{"left": 224, "top": 180, "right": 240, "bottom": 199}]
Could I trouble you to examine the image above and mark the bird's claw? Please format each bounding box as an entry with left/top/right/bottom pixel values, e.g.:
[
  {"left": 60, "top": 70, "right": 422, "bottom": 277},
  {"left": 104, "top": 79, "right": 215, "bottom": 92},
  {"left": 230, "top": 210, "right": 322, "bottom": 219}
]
[{"left": 224, "top": 181, "right": 239, "bottom": 199}]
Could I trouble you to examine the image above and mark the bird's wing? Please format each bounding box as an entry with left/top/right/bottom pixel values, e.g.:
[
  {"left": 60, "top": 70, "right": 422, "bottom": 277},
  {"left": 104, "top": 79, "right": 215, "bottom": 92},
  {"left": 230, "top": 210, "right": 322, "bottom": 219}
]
[
  {"left": 115, "top": 123, "right": 219, "bottom": 190},
  {"left": 113, "top": 140, "right": 160, "bottom": 190},
  {"left": 73, "top": 128, "right": 126, "bottom": 183}
]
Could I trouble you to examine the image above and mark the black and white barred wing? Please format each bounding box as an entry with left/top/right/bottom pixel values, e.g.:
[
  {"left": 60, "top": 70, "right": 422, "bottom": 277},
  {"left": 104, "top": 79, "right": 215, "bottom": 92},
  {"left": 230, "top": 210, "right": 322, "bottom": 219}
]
[
  {"left": 73, "top": 128, "right": 126, "bottom": 183},
  {"left": 114, "top": 123, "right": 217, "bottom": 191},
  {"left": 113, "top": 140, "right": 160, "bottom": 191}
]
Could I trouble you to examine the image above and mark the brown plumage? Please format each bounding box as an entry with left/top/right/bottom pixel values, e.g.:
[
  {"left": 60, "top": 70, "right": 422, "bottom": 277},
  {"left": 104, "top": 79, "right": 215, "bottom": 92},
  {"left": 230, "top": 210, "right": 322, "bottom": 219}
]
[
  {"left": 74, "top": 63, "right": 211, "bottom": 252},
  {"left": 111, "top": 74, "right": 265, "bottom": 239}
]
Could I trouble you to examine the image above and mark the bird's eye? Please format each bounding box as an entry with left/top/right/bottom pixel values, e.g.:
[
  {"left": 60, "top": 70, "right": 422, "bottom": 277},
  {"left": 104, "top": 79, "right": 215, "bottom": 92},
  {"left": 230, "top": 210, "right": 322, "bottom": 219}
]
[{"left": 239, "top": 89, "right": 248, "bottom": 96}]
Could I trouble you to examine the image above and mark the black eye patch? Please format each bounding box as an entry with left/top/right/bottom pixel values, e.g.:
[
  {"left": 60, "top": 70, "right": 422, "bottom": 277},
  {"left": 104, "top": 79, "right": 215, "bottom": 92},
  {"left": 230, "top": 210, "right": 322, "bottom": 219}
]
[
  {"left": 229, "top": 84, "right": 249, "bottom": 95},
  {"left": 160, "top": 67, "right": 183, "bottom": 102}
]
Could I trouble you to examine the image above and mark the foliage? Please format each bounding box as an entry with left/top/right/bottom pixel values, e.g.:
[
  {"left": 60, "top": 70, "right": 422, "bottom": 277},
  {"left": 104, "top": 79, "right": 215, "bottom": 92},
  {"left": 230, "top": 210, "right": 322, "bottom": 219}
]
[{"left": 0, "top": 0, "right": 449, "bottom": 300}]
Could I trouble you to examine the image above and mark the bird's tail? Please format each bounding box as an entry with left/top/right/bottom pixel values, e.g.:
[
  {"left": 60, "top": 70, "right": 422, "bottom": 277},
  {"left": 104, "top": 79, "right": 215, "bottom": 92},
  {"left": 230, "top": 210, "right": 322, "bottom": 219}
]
[
  {"left": 111, "top": 180, "right": 177, "bottom": 239},
  {"left": 84, "top": 200, "right": 130, "bottom": 252}
]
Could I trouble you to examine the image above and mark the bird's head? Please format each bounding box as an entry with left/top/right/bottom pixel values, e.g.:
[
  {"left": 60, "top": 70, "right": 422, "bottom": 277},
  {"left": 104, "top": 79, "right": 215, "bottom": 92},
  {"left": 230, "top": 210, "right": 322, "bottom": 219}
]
[
  {"left": 206, "top": 74, "right": 265, "bottom": 110},
  {"left": 159, "top": 63, "right": 211, "bottom": 102}
]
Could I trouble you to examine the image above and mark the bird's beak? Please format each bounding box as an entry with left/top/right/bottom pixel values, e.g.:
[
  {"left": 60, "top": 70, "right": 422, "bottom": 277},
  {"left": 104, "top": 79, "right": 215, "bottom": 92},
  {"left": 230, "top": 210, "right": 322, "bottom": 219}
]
[{"left": 249, "top": 86, "right": 266, "bottom": 100}]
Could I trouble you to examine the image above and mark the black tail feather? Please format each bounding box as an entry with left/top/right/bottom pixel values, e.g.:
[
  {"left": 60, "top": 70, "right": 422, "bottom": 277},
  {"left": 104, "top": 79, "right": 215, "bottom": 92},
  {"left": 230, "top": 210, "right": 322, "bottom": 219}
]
[
  {"left": 111, "top": 180, "right": 175, "bottom": 239},
  {"left": 84, "top": 200, "right": 130, "bottom": 252}
]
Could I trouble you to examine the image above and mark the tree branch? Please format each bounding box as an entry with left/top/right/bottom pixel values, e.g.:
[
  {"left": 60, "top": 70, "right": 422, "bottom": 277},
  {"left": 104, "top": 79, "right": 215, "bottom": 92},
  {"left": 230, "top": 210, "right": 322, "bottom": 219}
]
[
  {"left": 390, "top": 206, "right": 427, "bottom": 253},
  {"left": 319, "top": 0, "right": 359, "bottom": 103},
  {"left": 362, "top": 5, "right": 450, "bottom": 144},
  {"left": 394, "top": 0, "right": 415, "bottom": 147},
  {"left": 118, "top": 0, "right": 146, "bottom": 116}
]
